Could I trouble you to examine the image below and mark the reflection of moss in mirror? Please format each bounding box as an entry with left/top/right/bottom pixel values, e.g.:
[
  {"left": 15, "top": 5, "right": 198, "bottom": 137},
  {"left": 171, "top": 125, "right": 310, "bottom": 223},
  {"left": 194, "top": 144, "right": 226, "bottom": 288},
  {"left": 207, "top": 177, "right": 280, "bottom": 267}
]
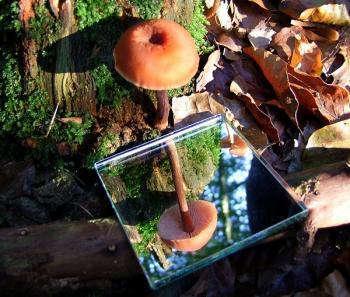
[{"left": 134, "top": 216, "right": 159, "bottom": 255}]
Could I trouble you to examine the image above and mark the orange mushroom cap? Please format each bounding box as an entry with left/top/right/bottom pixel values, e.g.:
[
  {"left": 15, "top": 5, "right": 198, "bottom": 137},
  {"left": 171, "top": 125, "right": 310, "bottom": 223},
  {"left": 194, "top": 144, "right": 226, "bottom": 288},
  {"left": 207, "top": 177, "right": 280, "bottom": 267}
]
[
  {"left": 114, "top": 19, "right": 199, "bottom": 90},
  {"left": 158, "top": 200, "right": 217, "bottom": 252},
  {"left": 229, "top": 135, "right": 249, "bottom": 157}
]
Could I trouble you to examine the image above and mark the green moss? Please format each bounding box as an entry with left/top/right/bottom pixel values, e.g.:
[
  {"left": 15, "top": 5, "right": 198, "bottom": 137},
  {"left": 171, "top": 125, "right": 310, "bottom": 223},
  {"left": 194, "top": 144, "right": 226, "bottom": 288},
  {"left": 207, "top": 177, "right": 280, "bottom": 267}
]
[
  {"left": 0, "top": 50, "right": 22, "bottom": 107},
  {"left": 91, "top": 65, "right": 131, "bottom": 108},
  {"left": 180, "top": 127, "right": 221, "bottom": 171},
  {"left": 28, "top": 3, "right": 60, "bottom": 46},
  {"left": 75, "top": 0, "right": 121, "bottom": 30},
  {"left": 51, "top": 115, "right": 94, "bottom": 146},
  {"left": 185, "top": 0, "right": 213, "bottom": 54},
  {"left": 134, "top": 216, "right": 159, "bottom": 255},
  {"left": 130, "top": 0, "right": 162, "bottom": 20},
  {"left": 86, "top": 132, "right": 121, "bottom": 167},
  {"left": 0, "top": 1, "right": 21, "bottom": 34}
]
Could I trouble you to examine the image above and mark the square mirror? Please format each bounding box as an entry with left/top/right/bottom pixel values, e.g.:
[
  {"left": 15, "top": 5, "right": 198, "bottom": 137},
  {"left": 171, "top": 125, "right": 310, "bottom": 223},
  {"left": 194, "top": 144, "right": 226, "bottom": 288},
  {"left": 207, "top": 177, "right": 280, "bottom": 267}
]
[{"left": 95, "top": 114, "right": 308, "bottom": 289}]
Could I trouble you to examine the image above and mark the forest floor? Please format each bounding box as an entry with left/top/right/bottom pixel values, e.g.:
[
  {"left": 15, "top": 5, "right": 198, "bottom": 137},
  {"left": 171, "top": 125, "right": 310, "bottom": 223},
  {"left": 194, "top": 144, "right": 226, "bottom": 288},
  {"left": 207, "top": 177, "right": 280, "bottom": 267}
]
[{"left": 1, "top": 0, "right": 350, "bottom": 296}]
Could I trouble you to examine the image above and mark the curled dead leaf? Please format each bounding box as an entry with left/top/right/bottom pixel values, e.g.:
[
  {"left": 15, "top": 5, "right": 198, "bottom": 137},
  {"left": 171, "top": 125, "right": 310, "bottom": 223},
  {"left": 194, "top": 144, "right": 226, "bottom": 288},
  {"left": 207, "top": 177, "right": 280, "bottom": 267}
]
[
  {"left": 291, "top": 20, "right": 340, "bottom": 42},
  {"left": 288, "top": 67, "right": 350, "bottom": 123},
  {"left": 243, "top": 47, "right": 299, "bottom": 124},
  {"left": 279, "top": 0, "right": 350, "bottom": 26},
  {"left": 306, "top": 119, "right": 350, "bottom": 149}
]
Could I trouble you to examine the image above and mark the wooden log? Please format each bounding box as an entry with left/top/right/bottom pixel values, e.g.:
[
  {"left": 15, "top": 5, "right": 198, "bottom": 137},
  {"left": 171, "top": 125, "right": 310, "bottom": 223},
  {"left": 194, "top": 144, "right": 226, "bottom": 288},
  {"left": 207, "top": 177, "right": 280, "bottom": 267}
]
[{"left": 0, "top": 218, "right": 141, "bottom": 284}]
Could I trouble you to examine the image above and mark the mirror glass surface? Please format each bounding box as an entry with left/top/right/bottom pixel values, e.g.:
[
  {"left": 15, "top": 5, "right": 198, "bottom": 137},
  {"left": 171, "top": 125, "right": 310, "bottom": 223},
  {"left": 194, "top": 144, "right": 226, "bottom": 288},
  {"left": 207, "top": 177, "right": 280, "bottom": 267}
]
[{"left": 95, "top": 115, "right": 307, "bottom": 289}]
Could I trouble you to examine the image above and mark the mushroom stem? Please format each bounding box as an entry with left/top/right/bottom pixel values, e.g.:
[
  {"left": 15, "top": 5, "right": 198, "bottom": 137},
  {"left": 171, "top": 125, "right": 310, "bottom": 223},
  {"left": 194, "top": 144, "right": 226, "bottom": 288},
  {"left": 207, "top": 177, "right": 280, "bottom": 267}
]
[
  {"left": 155, "top": 90, "right": 170, "bottom": 131},
  {"left": 166, "top": 141, "right": 195, "bottom": 234}
]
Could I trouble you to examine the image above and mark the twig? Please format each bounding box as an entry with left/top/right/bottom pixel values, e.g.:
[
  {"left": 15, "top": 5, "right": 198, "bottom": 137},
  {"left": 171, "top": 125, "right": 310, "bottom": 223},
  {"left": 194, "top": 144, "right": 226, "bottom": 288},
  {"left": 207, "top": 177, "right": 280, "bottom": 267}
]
[
  {"left": 45, "top": 102, "right": 59, "bottom": 138},
  {"left": 71, "top": 202, "right": 94, "bottom": 218}
]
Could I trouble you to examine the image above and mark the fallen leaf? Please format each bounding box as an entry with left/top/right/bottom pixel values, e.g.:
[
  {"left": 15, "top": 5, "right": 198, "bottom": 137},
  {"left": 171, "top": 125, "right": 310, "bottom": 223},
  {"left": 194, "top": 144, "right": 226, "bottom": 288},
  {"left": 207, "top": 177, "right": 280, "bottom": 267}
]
[
  {"left": 248, "top": 0, "right": 271, "bottom": 11},
  {"left": 300, "top": 3, "right": 350, "bottom": 26},
  {"left": 215, "top": 32, "right": 243, "bottom": 53},
  {"left": 248, "top": 20, "right": 276, "bottom": 49},
  {"left": 288, "top": 67, "right": 350, "bottom": 123},
  {"left": 291, "top": 20, "right": 340, "bottom": 42},
  {"left": 290, "top": 38, "right": 323, "bottom": 76},
  {"left": 279, "top": 0, "right": 350, "bottom": 26},
  {"left": 325, "top": 33, "right": 350, "bottom": 91},
  {"left": 243, "top": 47, "right": 299, "bottom": 123},
  {"left": 306, "top": 119, "right": 350, "bottom": 149},
  {"left": 229, "top": 53, "right": 280, "bottom": 142},
  {"left": 245, "top": 47, "right": 350, "bottom": 126},
  {"left": 196, "top": 50, "right": 236, "bottom": 98},
  {"left": 271, "top": 26, "right": 306, "bottom": 61},
  {"left": 331, "top": 46, "right": 350, "bottom": 91},
  {"left": 205, "top": 0, "right": 234, "bottom": 30},
  {"left": 58, "top": 117, "right": 83, "bottom": 124}
]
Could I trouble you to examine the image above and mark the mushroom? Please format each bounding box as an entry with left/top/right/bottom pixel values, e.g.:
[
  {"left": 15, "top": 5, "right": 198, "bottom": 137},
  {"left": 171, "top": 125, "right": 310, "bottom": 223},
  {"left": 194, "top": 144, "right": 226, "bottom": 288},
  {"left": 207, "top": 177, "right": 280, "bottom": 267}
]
[
  {"left": 221, "top": 134, "right": 249, "bottom": 157},
  {"left": 221, "top": 124, "right": 249, "bottom": 157},
  {"left": 113, "top": 19, "right": 199, "bottom": 130},
  {"left": 114, "top": 19, "right": 217, "bottom": 252}
]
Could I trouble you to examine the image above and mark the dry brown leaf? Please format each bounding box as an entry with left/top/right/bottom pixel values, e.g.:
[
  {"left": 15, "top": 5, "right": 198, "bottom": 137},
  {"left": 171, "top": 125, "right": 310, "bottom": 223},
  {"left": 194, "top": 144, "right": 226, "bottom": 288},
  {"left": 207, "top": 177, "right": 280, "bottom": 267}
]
[
  {"left": 327, "top": 39, "right": 350, "bottom": 91},
  {"left": 245, "top": 47, "right": 350, "bottom": 126},
  {"left": 288, "top": 67, "right": 350, "bottom": 123},
  {"left": 231, "top": 1, "right": 268, "bottom": 37},
  {"left": 205, "top": 0, "right": 234, "bottom": 30},
  {"left": 229, "top": 53, "right": 280, "bottom": 142},
  {"left": 279, "top": 0, "right": 350, "bottom": 26},
  {"left": 243, "top": 47, "right": 299, "bottom": 124},
  {"left": 248, "top": 20, "right": 276, "bottom": 49},
  {"left": 272, "top": 26, "right": 307, "bottom": 61},
  {"left": 290, "top": 38, "right": 323, "bottom": 76},
  {"left": 306, "top": 119, "right": 350, "bottom": 149},
  {"left": 291, "top": 20, "right": 340, "bottom": 42},
  {"left": 58, "top": 117, "right": 83, "bottom": 124},
  {"left": 248, "top": 0, "right": 271, "bottom": 10},
  {"left": 215, "top": 32, "right": 243, "bottom": 53},
  {"left": 196, "top": 50, "right": 236, "bottom": 98}
]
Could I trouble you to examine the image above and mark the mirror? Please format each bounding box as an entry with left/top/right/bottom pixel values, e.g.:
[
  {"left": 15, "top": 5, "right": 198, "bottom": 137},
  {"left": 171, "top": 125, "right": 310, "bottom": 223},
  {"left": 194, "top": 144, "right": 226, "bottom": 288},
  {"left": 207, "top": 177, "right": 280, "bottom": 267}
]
[{"left": 95, "top": 115, "right": 307, "bottom": 289}]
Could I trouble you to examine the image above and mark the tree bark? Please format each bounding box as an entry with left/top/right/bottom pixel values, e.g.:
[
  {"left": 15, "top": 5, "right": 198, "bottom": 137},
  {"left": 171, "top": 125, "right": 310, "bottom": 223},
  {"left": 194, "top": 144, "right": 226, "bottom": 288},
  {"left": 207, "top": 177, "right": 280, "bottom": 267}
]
[{"left": 0, "top": 218, "right": 140, "bottom": 285}]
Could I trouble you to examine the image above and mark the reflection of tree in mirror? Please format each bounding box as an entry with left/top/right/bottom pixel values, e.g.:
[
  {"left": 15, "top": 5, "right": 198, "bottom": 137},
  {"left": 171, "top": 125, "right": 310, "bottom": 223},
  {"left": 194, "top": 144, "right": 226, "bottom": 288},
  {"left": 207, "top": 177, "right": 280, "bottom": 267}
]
[{"left": 202, "top": 150, "right": 252, "bottom": 244}]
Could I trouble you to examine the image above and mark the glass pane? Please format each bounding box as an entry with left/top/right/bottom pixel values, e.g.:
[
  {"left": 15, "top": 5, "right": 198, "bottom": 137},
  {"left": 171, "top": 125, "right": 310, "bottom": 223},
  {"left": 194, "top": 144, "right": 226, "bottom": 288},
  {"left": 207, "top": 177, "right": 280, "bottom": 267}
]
[{"left": 95, "top": 115, "right": 307, "bottom": 289}]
